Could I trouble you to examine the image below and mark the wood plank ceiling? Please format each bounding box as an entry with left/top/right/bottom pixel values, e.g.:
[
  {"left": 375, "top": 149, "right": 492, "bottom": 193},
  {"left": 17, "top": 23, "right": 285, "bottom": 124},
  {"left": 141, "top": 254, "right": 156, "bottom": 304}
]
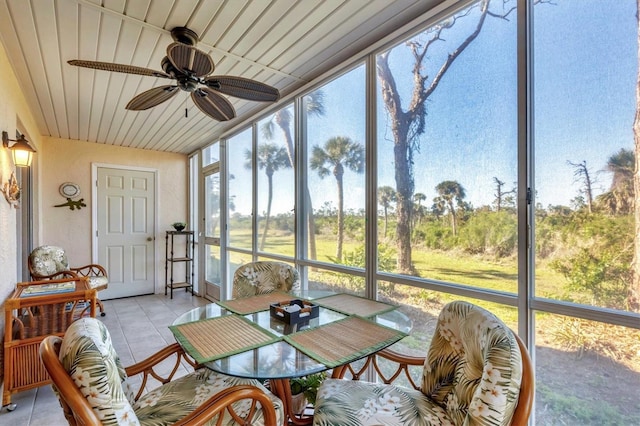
[{"left": 0, "top": 0, "right": 442, "bottom": 154}]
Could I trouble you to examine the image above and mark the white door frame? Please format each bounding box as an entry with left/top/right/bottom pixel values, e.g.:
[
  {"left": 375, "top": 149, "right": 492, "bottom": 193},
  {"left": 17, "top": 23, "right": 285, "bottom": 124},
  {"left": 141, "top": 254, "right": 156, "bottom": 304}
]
[
  {"left": 91, "top": 163, "right": 159, "bottom": 292},
  {"left": 202, "top": 163, "right": 222, "bottom": 301}
]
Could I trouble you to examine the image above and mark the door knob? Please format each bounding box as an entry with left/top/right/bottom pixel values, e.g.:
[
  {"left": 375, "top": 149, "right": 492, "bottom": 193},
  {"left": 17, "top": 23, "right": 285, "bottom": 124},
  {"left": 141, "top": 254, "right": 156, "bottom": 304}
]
[{"left": 147, "top": 237, "right": 153, "bottom": 241}]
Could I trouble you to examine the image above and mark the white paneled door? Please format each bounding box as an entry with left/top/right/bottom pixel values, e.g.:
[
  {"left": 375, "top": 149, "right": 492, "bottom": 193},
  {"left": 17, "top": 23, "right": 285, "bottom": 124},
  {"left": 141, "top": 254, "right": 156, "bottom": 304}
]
[{"left": 96, "top": 167, "right": 156, "bottom": 299}]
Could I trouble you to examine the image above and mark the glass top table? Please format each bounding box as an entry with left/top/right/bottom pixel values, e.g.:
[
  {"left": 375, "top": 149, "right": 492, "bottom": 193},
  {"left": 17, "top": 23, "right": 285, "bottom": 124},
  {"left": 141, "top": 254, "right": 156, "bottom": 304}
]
[{"left": 171, "top": 291, "right": 412, "bottom": 380}]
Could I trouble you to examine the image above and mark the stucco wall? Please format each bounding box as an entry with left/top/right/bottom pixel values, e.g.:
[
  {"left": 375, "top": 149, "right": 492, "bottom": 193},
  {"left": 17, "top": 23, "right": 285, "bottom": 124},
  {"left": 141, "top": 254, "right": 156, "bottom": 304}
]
[
  {"left": 0, "top": 35, "right": 42, "bottom": 338},
  {"left": 41, "top": 137, "right": 188, "bottom": 293}
]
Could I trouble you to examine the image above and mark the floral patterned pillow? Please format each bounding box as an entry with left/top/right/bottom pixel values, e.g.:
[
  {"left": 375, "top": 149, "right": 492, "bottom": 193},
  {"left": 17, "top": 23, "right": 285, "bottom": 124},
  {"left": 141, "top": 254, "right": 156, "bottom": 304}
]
[{"left": 59, "top": 317, "right": 139, "bottom": 425}]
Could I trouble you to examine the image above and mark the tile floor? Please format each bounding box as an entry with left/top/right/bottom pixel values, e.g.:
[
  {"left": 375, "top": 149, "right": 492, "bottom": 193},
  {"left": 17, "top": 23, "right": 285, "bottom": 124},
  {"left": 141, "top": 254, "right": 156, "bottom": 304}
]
[{"left": 0, "top": 290, "right": 209, "bottom": 426}]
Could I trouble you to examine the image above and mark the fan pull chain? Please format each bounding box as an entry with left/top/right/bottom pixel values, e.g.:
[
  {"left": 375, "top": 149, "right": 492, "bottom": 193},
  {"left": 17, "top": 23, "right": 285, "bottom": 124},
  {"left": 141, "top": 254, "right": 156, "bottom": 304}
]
[{"left": 184, "top": 92, "right": 188, "bottom": 118}]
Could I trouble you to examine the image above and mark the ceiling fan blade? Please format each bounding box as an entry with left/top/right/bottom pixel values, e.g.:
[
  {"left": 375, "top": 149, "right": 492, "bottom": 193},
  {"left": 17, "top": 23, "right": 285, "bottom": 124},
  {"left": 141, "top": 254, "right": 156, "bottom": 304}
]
[
  {"left": 204, "top": 76, "right": 280, "bottom": 102},
  {"left": 68, "top": 60, "right": 171, "bottom": 78},
  {"left": 166, "top": 43, "right": 214, "bottom": 78},
  {"left": 126, "top": 85, "right": 179, "bottom": 110},
  {"left": 191, "top": 88, "right": 236, "bottom": 121}
]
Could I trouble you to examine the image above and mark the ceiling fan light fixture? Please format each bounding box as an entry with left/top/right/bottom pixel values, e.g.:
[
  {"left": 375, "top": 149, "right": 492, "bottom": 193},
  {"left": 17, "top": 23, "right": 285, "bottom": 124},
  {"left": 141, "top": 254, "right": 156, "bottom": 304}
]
[
  {"left": 177, "top": 78, "right": 199, "bottom": 92},
  {"left": 68, "top": 27, "right": 280, "bottom": 121}
]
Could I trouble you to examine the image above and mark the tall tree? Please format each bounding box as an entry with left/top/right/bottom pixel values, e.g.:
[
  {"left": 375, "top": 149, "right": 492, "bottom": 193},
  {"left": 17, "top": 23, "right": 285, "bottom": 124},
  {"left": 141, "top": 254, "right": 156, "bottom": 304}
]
[
  {"left": 567, "top": 160, "right": 595, "bottom": 213},
  {"left": 378, "top": 186, "right": 397, "bottom": 238},
  {"left": 261, "top": 92, "right": 325, "bottom": 259},
  {"left": 244, "top": 144, "right": 290, "bottom": 250},
  {"left": 434, "top": 180, "right": 466, "bottom": 235},
  {"left": 310, "top": 136, "right": 365, "bottom": 261},
  {"left": 376, "top": 0, "right": 514, "bottom": 274},
  {"left": 493, "top": 177, "right": 515, "bottom": 212},
  {"left": 631, "top": 0, "right": 640, "bottom": 311}
]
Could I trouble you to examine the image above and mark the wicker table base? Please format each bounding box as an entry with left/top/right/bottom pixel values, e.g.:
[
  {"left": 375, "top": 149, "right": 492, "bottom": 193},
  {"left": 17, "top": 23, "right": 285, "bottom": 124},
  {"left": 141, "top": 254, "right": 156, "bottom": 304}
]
[{"left": 2, "top": 278, "right": 96, "bottom": 409}]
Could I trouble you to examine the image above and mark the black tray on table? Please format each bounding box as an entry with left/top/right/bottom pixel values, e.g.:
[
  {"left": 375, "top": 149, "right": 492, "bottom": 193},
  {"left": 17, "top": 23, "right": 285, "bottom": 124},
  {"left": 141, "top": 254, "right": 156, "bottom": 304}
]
[{"left": 269, "top": 299, "right": 319, "bottom": 325}]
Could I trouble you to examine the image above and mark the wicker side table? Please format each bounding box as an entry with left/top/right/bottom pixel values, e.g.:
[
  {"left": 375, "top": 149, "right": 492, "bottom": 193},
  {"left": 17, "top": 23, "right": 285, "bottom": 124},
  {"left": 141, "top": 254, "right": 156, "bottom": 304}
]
[{"left": 2, "top": 277, "right": 96, "bottom": 410}]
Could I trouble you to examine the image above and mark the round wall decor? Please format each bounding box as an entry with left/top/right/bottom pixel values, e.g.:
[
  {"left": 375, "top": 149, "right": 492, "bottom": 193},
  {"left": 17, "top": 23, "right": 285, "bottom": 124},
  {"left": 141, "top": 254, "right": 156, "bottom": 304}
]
[{"left": 59, "top": 182, "right": 80, "bottom": 198}]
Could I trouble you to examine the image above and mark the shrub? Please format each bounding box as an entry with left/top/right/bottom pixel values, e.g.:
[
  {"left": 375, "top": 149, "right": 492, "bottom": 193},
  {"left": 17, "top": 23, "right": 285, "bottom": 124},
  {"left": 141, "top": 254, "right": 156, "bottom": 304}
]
[{"left": 458, "top": 210, "right": 517, "bottom": 257}]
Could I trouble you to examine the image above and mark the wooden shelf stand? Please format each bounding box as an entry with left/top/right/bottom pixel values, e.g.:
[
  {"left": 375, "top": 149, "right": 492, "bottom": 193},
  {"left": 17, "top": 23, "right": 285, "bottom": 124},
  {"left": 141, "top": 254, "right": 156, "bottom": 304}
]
[{"left": 164, "top": 230, "right": 194, "bottom": 299}]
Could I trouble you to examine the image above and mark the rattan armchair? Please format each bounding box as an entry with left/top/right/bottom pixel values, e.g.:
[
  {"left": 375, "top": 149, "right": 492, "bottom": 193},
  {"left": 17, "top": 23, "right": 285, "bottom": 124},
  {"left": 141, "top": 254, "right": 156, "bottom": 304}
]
[
  {"left": 314, "top": 301, "right": 534, "bottom": 425},
  {"left": 28, "top": 245, "right": 108, "bottom": 316},
  {"left": 39, "top": 317, "right": 283, "bottom": 425}
]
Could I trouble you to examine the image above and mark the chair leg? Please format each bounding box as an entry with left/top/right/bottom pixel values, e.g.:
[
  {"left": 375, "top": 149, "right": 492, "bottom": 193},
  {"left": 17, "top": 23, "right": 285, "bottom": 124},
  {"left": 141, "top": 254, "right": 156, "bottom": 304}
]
[{"left": 97, "top": 298, "right": 106, "bottom": 316}]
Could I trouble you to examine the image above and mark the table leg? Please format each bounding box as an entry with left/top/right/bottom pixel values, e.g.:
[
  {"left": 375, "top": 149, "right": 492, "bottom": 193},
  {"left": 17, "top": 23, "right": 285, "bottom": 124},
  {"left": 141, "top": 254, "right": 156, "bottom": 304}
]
[
  {"left": 270, "top": 378, "right": 314, "bottom": 426},
  {"left": 331, "top": 365, "right": 347, "bottom": 379}
]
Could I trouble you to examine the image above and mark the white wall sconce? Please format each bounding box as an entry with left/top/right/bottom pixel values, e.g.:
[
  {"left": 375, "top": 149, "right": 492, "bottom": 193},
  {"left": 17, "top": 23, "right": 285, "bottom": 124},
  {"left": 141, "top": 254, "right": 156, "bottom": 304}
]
[{"left": 2, "top": 131, "right": 36, "bottom": 167}]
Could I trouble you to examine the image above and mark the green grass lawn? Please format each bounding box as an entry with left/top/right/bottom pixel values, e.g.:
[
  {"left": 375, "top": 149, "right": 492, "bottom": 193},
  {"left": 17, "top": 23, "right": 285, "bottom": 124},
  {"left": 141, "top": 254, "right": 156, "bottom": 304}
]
[
  {"left": 229, "top": 226, "right": 567, "bottom": 297},
  {"left": 227, "top": 226, "right": 572, "bottom": 331}
]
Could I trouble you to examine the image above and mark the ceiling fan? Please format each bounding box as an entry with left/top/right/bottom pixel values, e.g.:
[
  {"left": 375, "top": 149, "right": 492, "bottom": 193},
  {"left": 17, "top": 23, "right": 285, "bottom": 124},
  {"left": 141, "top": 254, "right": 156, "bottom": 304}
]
[{"left": 68, "top": 27, "right": 280, "bottom": 121}]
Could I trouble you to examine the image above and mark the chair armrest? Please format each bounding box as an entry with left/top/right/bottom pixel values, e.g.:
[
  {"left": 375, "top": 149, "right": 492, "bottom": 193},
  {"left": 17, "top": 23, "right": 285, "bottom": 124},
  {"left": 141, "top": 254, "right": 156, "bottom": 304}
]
[
  {"left": 173, "top": 385, "right": 278, "bottom": 426},
  {"left": 335, "top": 348, "right": 425, "bottom": 390},
  {"left": 377, "top": 348, "right": 425, "bottom": 365},
  {"left": 30, "top": 270, "right": 78, "bottom": 280},
  {"left": 124, "top": 343, "right": 199, "bottom": 401},
  {"left": 39, "top": 336, "right": 102, "bottom": 425},
  {"left": 511, "top": 333, "right": 534, "bottom": 426},
  {"left": 70, "top": 264, "right": 107, "bottom": 277}
]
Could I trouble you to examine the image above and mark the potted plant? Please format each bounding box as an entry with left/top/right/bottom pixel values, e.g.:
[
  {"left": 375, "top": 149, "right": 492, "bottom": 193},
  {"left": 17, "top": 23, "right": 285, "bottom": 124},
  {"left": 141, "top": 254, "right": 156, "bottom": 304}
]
[
  {"left": 289, "top": 372, "right": 326, "bottom": 414},
  {"left": 171, "top": 222, "right": 187, "bottom": 231}
]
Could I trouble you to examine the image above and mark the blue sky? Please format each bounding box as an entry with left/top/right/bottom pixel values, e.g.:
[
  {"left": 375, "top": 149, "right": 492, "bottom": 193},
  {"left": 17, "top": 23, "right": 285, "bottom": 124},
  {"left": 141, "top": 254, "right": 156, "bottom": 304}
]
[
  {"left": 534, "top": 0, "right": 636, "bottom": 207},
  {"left": 229, "top": 0, "right": 637, "bottom": 215}
]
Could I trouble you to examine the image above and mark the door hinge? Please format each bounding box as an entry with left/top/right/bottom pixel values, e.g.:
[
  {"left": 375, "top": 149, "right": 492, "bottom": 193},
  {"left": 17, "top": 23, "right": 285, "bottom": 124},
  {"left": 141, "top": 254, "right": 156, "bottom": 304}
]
[{"left": 526, "top": 187, "right": 532, "bottom": 205}]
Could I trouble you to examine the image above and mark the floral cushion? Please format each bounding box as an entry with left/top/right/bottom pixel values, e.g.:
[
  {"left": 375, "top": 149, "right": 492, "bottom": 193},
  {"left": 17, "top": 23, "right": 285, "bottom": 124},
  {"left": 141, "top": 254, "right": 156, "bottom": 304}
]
[
  {"left": 87, "top": 275, "right": 109, "bottom": 290},
  {"left": 58, "top": 317, "right": 284, "bottom": 426},
  {"left": 314, "top": 379, "right": 453, "bottom": 425},
  {"left": 232, "top": 261, "right": 301, "bottom": 299},
  {"left": 313, "top": 301, "right": 522, "bottom": 426},
  {"left": 29, "top": 245, "right": 70, "bottom": 276},
  {"left": 133, "top": 368, "right": 284, "bottom": 426},
  {"left": 59, "top": 317, "right": 138, "bottom": 425}
]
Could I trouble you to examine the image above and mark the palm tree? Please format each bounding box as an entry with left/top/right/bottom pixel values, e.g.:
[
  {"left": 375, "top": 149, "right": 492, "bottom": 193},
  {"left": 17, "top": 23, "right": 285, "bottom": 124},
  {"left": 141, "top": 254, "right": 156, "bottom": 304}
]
[
  {"left": 310, "top": 136, "right": 364, "bottom": 261},
  {"left": 261, "top": 91, "right": 325, "bottom": 259},
  {"left": 431, "top": 197, "right": 446, "bottom": 223},
  {"left": 244, "top": 144, "right": 291, "bottom": 250},
  {"left": 378, "top": 186, "right": 397, "bottom": 238},
  {"left": 604, "top": 148, "right": 634, "bottom": 215},
  {"left": 412, "top": 192, "right": 427, "bottom": 228},
  {"left": 435, "top": 180, "right": 466, "bottom": 235}
]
